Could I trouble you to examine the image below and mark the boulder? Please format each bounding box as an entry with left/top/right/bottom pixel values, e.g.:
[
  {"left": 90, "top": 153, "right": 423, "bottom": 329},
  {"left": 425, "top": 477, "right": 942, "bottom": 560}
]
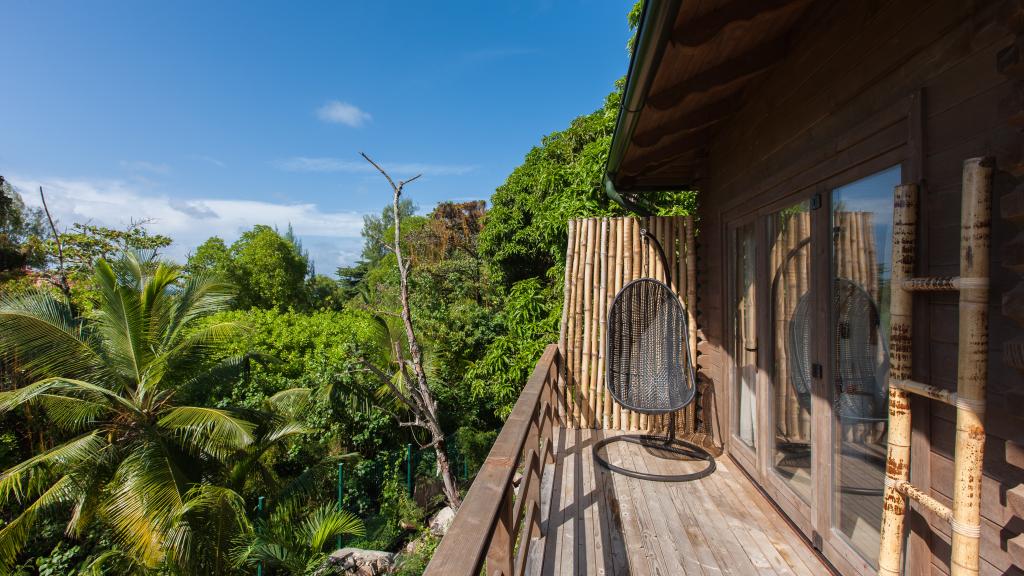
[
  {"left": 428, "top": 505, "right": 456, "bottom": 536},
  {"left": 318, "top": 547, "right": 394, "bottom": 576}
]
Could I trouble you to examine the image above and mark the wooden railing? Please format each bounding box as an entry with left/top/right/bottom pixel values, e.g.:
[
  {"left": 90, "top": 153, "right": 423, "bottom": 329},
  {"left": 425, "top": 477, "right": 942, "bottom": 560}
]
[{"left": 424, "top": 343, "right": 561, "bottom": 576}]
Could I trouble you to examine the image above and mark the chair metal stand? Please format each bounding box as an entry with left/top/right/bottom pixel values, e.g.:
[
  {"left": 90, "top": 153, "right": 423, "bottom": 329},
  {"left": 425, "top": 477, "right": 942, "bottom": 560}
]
[{"left": 593, "top": 412, "right": 716, "bottom": 482}]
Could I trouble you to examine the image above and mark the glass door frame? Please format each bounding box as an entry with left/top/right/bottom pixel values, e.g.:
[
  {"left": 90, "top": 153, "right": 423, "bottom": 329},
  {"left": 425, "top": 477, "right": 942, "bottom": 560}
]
[
  {"left": 723, "top": 156, "right": 911, "bottom": 576},
  {"left": 814, "top": 156, "right": 909, "bottom": 576},
  {"left": 725, "top": 214, "right": 759, "bottom": 477}
]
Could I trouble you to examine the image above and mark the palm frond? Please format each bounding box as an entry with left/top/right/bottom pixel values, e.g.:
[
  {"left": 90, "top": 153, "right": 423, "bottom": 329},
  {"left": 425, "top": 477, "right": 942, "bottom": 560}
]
[
  {"left": 159, "top": 406, "right": 255, "bottom": 457},
  {"left": 0, "top": 474, "right": 78, "bottom": 572},
  {"left": 102, "top": 440, "right": 190, "bottom": 567},
  {"left": 0, "top": 431, "right": 106, "bottom": 504},
  {"left": 94, "top": 259, "right": 150, "bottom": 389},
  {"left": 302, "top": 504, "right": 365, "bottom": 551},
  {"left": 266, "top": 387, "right": 312, "bottom": 417},
  {"left": 0, "top": 290, "right": 104, "bottom": 380}
]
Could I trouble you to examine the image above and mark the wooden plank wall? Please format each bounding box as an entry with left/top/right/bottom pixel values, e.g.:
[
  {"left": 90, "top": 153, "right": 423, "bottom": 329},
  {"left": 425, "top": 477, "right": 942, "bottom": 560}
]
[
  {"left": 692, "top": 0, "right": 1023, "bottom": 574},
  {"left": 558, "top": 216, "right": 700, "bottom": 434}
]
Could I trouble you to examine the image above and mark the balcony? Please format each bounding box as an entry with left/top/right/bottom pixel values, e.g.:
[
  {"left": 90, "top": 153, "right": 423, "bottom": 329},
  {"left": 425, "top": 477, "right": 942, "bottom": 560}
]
[{"left": 425, "top": 345, "right": 832, "bottom": 576}]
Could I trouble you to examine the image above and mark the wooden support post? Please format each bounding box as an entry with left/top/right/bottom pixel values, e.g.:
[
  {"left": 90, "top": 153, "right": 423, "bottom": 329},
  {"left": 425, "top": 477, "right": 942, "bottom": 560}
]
[
  {"left": 486, "top": 480, "right": 515, "bottom": 576},
  {"left": 950, "top": 157, "right": 992, "bottom": 576},
  {"left": 878, "top": 183, "right": 918, "bottom": 576}
]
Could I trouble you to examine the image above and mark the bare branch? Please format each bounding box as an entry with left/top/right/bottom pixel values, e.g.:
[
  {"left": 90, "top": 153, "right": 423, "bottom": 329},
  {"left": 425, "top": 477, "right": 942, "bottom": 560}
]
[
  {"left": 360, "top": 152, "right": 400, "bottom": 193},
  {"left": 399, "top": 174, "right": 423, "bottom": 187},
  {"left": 38, "top": 186, "right": 72, "bottom": 302}
]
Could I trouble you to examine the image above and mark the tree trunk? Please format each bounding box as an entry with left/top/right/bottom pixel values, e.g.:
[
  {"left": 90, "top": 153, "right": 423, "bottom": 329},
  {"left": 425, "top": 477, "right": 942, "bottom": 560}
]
[{"left": 363, "top": 153, "right": 463, "bottom": 510}]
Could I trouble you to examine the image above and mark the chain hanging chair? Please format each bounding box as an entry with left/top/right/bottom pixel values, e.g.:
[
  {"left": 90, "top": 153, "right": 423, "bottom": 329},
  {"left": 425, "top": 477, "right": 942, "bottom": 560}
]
[{"left": 592, "top": 227, "right": 715, "bottom": 482}]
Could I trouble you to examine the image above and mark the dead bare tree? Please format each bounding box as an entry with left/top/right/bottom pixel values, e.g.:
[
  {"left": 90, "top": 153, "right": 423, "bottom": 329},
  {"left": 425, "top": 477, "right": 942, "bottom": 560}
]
[
  {"left": 38, "top": 186, "right": 73, "bottom": 304},
  {"left": 358, "top": 152, "right": 462, "bottom": 510}
]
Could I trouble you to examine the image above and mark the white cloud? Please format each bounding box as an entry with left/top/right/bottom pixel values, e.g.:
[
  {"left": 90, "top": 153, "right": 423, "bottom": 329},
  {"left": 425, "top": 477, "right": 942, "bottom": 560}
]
[
  {"left": 275, "top": 157, "right": 476, "bottom": 176},
  {"left": 120, "top": 160, "right": 170, "bottom": 174},
  {"left": 10, "top": 175, "right": 366, "bottom": 269},
  {"left": 193, "top": 154, "right": 226, "bottom": 168},
  {"left": 316, "top": 100, "right": 372, "bottom": 127}
]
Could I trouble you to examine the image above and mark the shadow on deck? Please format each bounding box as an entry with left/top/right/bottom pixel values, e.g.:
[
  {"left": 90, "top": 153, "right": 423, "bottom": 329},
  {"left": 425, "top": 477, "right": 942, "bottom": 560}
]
[{"left": 535, "top": 427, "right": 832, "bottom": 576}]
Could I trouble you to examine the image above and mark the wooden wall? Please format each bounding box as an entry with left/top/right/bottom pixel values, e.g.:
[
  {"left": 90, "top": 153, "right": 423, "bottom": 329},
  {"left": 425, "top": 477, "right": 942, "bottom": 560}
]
[{"left": 693, "top": 0, "right": 1024, "bottom": 574}]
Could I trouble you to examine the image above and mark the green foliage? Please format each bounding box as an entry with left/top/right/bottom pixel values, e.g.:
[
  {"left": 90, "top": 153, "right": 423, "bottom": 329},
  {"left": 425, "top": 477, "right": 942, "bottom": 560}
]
[
  {"left": 0, "top": 177, "right": 46, "bottom": 274},
  {"left": 359, "top": 198, "right": 416, "bottom": 266},
  {"left": 466, "top": 278, "right": 559, "bottom": 418},
  {"left": 479, "top": 88, "right": 626, "bottom": 287},
  {"left": 392, "top": 530, "right": 439, "bottom": 576},
  {"left": 0, "top": 251, "right": 248, "bottom": 572},
  {"left": 188, "top": 225, "right": 326, "bottom": 311},
  {"left": 232, "top": 502, "right": 364, "bottom": 575},
  {"left": 227, "top": 225, "right": 310, "bottom": 310}
]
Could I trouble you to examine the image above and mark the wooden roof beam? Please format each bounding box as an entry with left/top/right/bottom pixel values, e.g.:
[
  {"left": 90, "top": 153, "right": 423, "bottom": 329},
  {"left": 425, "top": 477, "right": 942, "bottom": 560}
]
[
  {"left": 647, "top": 36, "right": 789, "bottom": 110},
  {"left": 621, "top": 136, "right": 711, "bottom": 179},
  {"left": 671, "top": 0, "right": 811, "bottom": 49},
  {"left": 631, "top": 94, "right": 743, "bottom": 148}
]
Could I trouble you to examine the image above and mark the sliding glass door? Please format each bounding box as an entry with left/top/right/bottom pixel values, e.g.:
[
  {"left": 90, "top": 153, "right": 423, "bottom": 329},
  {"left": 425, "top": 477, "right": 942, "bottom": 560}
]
[{"left": 726, "top": 164, "right": 901, "bottom": 575}]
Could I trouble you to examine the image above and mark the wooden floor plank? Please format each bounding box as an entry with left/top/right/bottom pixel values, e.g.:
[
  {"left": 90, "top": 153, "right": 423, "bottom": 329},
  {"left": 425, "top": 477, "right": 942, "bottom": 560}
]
[
  {"left": 624, "top": 441, "right": 707, "bottom": 575},
  {"left": 541, "top": 427, "right": 832, "bottom": 576},
  {"left": 605, "top": 432, "right": 657, "bottom": 576}
]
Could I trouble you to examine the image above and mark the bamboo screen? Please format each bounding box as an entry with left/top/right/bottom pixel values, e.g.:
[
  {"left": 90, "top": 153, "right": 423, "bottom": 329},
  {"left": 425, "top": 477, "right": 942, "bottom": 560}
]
[
  {"left": 557, "top": 216, "right": 697, "bottom": 432},
  {"left": 770, "top": 210, "right": 879, "bottom": 442}
]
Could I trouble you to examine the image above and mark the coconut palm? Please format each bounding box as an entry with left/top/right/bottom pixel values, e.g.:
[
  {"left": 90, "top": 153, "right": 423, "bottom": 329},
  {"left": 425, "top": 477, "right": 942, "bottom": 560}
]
[
  {"left": 0, "top": 251, "right": 252, "bottom": 571},
  {"left": 232, "top": 501, "right": 365, "bottom": 575}
]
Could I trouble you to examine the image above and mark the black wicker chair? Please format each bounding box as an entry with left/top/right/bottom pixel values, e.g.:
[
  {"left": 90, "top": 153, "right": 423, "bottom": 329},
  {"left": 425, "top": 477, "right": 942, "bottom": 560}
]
[{"left": 592, "top": 229, "right": 715, "bottom": 482}]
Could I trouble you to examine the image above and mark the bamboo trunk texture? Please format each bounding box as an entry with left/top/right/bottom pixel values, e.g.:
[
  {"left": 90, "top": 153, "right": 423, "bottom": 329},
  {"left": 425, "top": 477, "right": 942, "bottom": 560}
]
[
  {"left": 878, "top": 183, "right": 918, "bottom": 576},
  {"left": 878, "top": 157, "right": 992, "bottom": 576},
  {"left": 557, "top": 220, "right": 576, "bottom": 425},
  {"left": 556, "top": 216, "right": 698, "bottom": 431},
  {"left": 950, "top": 158, "right": 992, "bottom": 576}
]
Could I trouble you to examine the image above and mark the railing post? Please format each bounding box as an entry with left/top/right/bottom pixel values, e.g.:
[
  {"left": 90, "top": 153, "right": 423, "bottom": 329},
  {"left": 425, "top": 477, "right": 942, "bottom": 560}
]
[{"left": 487, "top": 489, "right": 514, "bottom": 576}]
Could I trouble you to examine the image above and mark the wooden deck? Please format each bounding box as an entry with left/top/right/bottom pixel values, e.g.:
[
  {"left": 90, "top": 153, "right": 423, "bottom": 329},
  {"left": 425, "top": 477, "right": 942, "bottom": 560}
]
[{"left": 533, "top": 428, "right": 833, "bottom": 576}]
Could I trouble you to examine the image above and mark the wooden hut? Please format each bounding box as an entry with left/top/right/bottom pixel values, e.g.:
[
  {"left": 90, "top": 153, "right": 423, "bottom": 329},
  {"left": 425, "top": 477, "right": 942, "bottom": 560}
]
[{"left": 426, "top": 1, "right": 1024, "bottom": 575}]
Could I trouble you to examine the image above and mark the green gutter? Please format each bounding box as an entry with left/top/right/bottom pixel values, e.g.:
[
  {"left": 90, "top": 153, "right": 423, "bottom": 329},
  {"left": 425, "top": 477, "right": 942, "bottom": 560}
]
[{"left": 605, "top": 0, "right": 684, "bottom": 214}]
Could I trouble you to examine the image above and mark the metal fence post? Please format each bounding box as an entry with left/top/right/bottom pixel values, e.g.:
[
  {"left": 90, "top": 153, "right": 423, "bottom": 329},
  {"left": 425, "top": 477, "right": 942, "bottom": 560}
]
[
  {"left": 336, "top": 462, "right": 344, "bottom": 550},
  {"left": 406, "top": 443, "right": 414, "bottom": 497},
  {"left": 257, "top": 496, "right": 265, "bottom": 576}
]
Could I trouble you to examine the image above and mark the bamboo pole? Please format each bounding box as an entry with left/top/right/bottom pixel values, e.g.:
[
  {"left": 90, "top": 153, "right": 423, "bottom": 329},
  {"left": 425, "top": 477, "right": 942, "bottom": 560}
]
[
  {"left": 558, "top": 220, "right": 577, "bottom": 425},
  {"left": 564, "top": 219, "right": 579, "bottom": 428},
  {"left": 578, "top": 219, "right": 596, "bottom": 428},
  {"left": 571, "top": 218, "right": 588, "bottom": 429},
  {"left": 602, "top": 217, "right": 610, "bottom": 428},
  {"left": 640, "top": 217, "right": 651, "bottom": 432},
  {"left": 612, "top": 218, "right": 624, "bottom": 430},
  {"left": 655, "top": 215, "right": 664, "bottom": 434},
  {"left": 685, "top": 216, "right": 698, "bottom": 435},
  {"left": 569, "top": 219, "right": 583, "bottom": 428},
  {"left": 595, "top": 219, "right": 609, "bottom": 429},
  {"left": 622, "top": 218, "right": 634, "bottom": 430},
  {"left": 630, "top": 217, "right": 642, "bottom": 431},
  {"left": 950, "top": 158, "right": 992, "bottom": 576},
  {"left": 589, "top": 219, "right": 603, "bottom": 428},
  {"left": 878, "top": 183, "right": 918, "bottom": 576}
]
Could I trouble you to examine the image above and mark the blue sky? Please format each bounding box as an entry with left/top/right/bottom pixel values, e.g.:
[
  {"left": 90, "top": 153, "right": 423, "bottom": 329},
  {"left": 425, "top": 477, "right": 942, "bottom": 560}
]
[{"left": 1, "top": 1, "right": 633, "bottom": 271}]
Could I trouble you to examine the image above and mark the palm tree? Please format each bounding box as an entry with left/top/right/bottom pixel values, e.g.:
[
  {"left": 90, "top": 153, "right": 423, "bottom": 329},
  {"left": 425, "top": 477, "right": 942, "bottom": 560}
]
[
  {"left": 0, "top": 251, "right": 252, "bottom": 571},
  {"left": 232, "top": 502, "right": 365, "bottom": 575}
]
